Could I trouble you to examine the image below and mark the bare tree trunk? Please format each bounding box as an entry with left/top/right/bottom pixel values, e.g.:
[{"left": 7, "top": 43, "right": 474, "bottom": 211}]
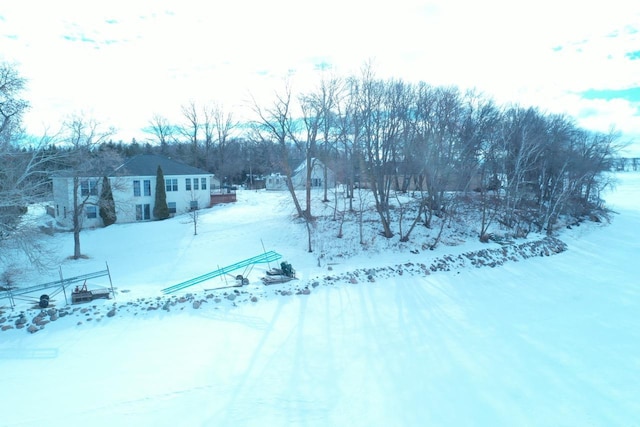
[
  {"left": 72, "top": 176, "right": 82, "bottom": 259},
  {"left": 356, "top": 187, "right": 367, "bottom": 245},
  {"left": 305, "top": 157, "right": 313, "bottom": 218},
  {"left": 63, "top": 113, "right": 116, "bottom": 260},
  {"left": 213, "top": 103, "right": 236, "bottom": 178},
  {"left": 399, "top": 197, "right": 427, "bottom": 242},
  {"left": 250, "top": 82, "right": 307, "bottom": 220},
  {"left": 323, "top": 163, "right": 329, "bottom": 202},
  {"left": 284, "top": 174, "right": 306, "bottom": 220},
  {"left": 180, "top": 101, "right": 200, "bottom": 168},
  {"left": 335, "top": 192, "right": 346, "bottom": 238}
]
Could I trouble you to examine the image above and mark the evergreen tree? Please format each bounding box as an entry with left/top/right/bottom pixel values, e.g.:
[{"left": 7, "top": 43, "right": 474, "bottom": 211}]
[
  {"left": 99, "top": 176, "right": 117, "bottom": 226},
  {"left": 153, "top": 165, "right": 170, "bottom": 220}
]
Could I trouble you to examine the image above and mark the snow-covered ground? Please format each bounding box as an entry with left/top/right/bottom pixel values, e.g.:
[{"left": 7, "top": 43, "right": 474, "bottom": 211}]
[{"left": 1, "top": 174, "right": 639, "bottom": 426}]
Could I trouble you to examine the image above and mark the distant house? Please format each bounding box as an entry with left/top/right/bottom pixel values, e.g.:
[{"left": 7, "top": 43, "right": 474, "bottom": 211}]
[
  {"left": 265, "top": 159, "right": 337, "bottom": 191},
  {"left": 51, "top": 154, "right": 215, "bottom": 229},
  {"left": 265, "top": 173, "right": 288, "bottom": 191}
]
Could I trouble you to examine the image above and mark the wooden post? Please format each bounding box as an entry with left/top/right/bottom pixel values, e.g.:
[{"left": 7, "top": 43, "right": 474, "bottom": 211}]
[
  {"left": 261, "top": 239, "right": 273, "bottom": 271},
  {"left": 7, "top": 288, "right": 15, "bottom": 309},
  {"left": 59, "top": 266, "right": 69, "bottom": 305},
  {"left": 106, "top": 262, "right": 115, "bottom": 300}
]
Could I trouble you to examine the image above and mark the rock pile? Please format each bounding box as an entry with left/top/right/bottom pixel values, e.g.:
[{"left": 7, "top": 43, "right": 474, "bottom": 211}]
[
  {"left": 312, "top": 236, "right": 567, "bottom": 284},
  {"left": 0, "top": 236, "right": 567, "bottom": 336}
]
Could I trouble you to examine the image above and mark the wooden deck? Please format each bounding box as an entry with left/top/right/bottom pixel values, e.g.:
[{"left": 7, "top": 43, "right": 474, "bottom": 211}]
[{"left": 210, "top": 192, "right": 237, "bottom": 205}]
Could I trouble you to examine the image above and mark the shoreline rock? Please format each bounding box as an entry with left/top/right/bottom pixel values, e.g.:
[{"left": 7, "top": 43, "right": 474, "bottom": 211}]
[{"left": 0, "top": 236, "right": 568, "bottom": 336}]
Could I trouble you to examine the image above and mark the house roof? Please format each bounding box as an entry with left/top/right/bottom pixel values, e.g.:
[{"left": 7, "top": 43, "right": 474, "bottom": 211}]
[
  {"left": 293, "top": 158, "right": 324, "bottom": 174},
  {"left": 114, "top": 154, "right": 211, "bottom": 177}
]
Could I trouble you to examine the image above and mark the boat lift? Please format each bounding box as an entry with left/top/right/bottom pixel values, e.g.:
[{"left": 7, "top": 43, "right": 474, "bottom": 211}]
[
  {"left": 0, "top": 263, "right": 115, "bottom": 309},
  {"left": 161, "top": 250, "right": 282, "bottom": 294}
]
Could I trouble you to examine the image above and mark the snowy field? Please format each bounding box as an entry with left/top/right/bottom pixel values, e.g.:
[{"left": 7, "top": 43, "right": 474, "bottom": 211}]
[{"left": 1, "top": 173, "right": 639, "bottom": 426}]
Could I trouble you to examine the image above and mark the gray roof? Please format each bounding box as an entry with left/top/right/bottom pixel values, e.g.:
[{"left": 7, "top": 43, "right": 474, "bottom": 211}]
[{"left": 114, "top": 154, "right": 211, "bottom": 177}]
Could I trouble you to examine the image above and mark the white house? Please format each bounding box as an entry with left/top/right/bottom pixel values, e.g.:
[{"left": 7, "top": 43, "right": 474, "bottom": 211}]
[
  {"left": 52, "top": 154, "right": 214, "bottom": 229},
  {"left": 265, "top": 173, "right": 288, "bottom": 191},
  {"left": 265, "top": 159, "right": 337, "bottom": 191}
]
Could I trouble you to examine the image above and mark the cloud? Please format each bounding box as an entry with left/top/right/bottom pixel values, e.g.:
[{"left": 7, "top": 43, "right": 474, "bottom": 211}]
[
  {"left": 626, "top": 51, "right": 640, "bottom": 60},
  {"left": 582, "top": 88, "right": 640, "bottom": 103},
  {"left": 1, "top": 0, "right": 640, "bottom": 154}
]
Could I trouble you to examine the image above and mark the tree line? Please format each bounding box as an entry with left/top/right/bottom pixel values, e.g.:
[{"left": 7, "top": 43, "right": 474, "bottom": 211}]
[
  {"left": 247, "top": 66, "right": 623, "bottom": 249},
  {"left": 0, "top": 61, "right": 625, "bottom": 272}
]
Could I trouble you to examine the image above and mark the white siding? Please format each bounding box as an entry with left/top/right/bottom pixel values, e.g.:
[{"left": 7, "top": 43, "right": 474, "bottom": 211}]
[
  {"left": 51, "top": 173, "right": 214, "bottom": 229},
  {"left": 266, "top": 160, "right": 336, "bottom": 191},
  {"left": 113, "top": 174, "right": 213, "bottom": 222},
  {"left": 51, "top": 177, "right": 101, "bottom": 228}
]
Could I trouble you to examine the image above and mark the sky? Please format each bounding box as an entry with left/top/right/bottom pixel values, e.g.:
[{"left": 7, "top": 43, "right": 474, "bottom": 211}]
[
  {"left": 2, "top": 0, "right": 640, "bottom": 155},
  {"left": 0, "top": 172, "right": 638, "bottom": 426}
]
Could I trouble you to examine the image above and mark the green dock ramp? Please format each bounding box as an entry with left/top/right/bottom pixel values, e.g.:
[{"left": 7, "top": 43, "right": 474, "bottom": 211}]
[{"left": 161, "top": 251, "right": 282, "bottom": 294}]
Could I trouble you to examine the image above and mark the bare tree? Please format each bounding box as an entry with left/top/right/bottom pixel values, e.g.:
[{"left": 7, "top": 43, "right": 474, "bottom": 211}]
[
  {"left": 0, "top": 63, "right": 64, "bottom": 271},
  {"left": 572, "top": 129, "right": 622, "bottom": 206},
  {"left": 498, "top": 107, "right": 546, "bottom": 230},
  {"left": 0, "top": 63, "right": 29, "bottom": 146},
  {"left": 146, "top": 114, "right": 176, "bottom": 153},
  {"left": 457, "top": 91, "right": 502, "bottom": 241},
  {"left": 201, "top": 104, "right": 216, "bottom": 172},
  {"left": 61, "top": 113, "right": 117, "bottom": 259},
  {"left": 179, "top": 101, "right": 200, "bottom": 167},
  {"left": 297, "top": 92, "right": 322, "bottom": 218},
  {"left": 335, "top": 76, "right": 364, "bottom": 212},
  {"left": 312, "top": 75, "right": 343, "bottom": 202},
  {"left": 537, "top": 123, "right": 622, "bottom": 234},
  {"left": 1, "top": 132, "right": 64, "bottom": 270},
  {"left": 354, "top": 185, "right": 374, "bottom": 246},
  {"left": 251, "top": 82, "right": 319, "bottom": 252},
  {"left": 250, "top": 82, "right": 306, "bottom": 220},
  {"left": 186, "top": 193, "right": 199, "bottom": 236},
  {"left": 355, "top": 66, "right": 401, "bottom": 238},
  {"left": 295, "top": 81, "right": 349, "bottom": 250},
  {"left": 477, "top": 137, "right": 503, "bottom": 241},
  {"left": 212, "top": 102, "right": 236, "bottom": 178}
]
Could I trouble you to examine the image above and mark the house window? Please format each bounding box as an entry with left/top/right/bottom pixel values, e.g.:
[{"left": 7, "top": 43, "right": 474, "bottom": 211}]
[
  {"left": 168, "top": 202, "right": 176, "bottom": 214},
  {"left": 136, "top": 204, "right": 151, "bottom": 221},
  {"left": 81, "top": 179, "right": 98, "bottom": 196},
  {"left": 85, "top": 205, "right": 97, "bottom": 219},
  {"left": 165, "top": 178, "right": 178, "bottom": 192},
  {"left": 133, "top": 180, "right": 141, "bottom": 197},
  {"left": 201, "top": 178, "right": 207, "bottom": 190},
  {"left": 144, "top": 180, "right": 151, "bottom": 196},
  {"left": 190, "top": 200, "right": 198, "bottom": 210},
  {"left": 186, "top": 178, "right": 192, "bottom": 191},
  {"left": 193, "top": 178, "right": 199, "bottom": 190}
]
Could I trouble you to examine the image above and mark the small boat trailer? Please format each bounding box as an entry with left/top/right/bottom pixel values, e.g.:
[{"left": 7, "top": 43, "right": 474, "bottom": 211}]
[{"left": 71, "top": 282, "right": 111, "bottom": 304}]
